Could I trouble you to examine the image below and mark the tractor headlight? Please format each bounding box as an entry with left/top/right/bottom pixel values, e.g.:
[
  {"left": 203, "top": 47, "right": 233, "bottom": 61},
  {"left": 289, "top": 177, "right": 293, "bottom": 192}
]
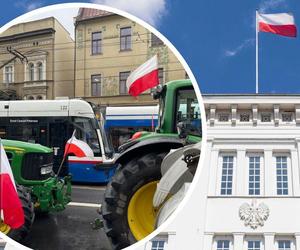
[{"left": 40, "top": 163, "right": 53, "bottom": 175}]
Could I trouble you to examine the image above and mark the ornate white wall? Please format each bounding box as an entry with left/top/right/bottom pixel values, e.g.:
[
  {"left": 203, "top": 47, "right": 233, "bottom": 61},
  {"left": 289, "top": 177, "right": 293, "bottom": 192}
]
[{"left": 138, "top": 95, "right": 300, "bottom": 250}]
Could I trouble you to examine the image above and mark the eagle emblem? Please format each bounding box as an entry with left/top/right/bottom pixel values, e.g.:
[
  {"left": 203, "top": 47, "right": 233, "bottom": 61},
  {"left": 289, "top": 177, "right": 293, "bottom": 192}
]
[{"left": 239, "top": 200, "right": 269, "bottom": 229}]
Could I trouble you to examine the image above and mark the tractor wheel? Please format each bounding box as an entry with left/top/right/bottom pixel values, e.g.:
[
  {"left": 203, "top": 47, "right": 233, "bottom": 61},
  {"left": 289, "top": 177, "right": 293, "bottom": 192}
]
[
  {"left": 0, "top": 185, "right": 35, "bottom": 242},
  {"left": 102, "top": 152, "right": 167, "bottom": 250}
]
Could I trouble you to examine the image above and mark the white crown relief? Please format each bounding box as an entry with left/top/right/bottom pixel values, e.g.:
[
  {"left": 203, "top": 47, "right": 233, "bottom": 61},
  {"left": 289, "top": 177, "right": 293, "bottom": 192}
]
[{"left": 239, "top": 199, "right": 270, "bottom": 229}]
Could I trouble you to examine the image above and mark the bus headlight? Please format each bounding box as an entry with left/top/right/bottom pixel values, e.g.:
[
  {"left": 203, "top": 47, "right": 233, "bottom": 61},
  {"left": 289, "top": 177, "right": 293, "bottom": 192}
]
[{"left": 40, "top": 163, "right": 53, "bottom": 175}]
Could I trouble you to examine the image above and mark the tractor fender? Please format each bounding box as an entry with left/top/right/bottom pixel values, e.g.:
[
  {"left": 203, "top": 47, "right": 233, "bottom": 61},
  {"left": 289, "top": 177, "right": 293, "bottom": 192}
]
[{"left": 115, "top": 137, "right": 184, "bottom": 167}]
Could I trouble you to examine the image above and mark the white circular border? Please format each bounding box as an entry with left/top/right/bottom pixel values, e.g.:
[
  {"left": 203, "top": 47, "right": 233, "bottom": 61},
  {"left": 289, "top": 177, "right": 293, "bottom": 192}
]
[{"left": 0, "top": 3, "right": 208, "bottom": 250}]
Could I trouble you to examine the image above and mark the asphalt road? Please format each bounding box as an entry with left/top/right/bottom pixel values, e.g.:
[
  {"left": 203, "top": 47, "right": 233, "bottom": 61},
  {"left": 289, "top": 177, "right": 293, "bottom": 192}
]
[{"left": 22, "top": 185, "right": 112, "bottom": 250}]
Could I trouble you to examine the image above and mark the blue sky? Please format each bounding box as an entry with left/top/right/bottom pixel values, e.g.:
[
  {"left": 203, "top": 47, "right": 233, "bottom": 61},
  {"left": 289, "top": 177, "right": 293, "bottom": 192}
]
[{"left": 0, "top": 0, "right": 300, "bottom": 94}]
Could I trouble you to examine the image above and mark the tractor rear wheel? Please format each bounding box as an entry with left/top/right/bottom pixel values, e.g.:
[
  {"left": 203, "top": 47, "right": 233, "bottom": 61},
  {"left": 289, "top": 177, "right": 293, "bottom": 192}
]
[
  {"left": 102, "top": 152, "right": 167, "bottom": 250},
  {"left": 0, "top": 185, "right": 35, "bottom": 242}
]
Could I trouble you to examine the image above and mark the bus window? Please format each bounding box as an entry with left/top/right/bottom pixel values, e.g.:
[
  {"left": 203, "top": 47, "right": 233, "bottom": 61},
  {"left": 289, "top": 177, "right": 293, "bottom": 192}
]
[
  {"left": 10, "top": 125, "right": 39, "bottom": 143},
  {"left": 109, "top": 126, "right": 153, "bottom": 150},
  {"left": 72, "top": 117, "right": 101, "bottom": 156}
]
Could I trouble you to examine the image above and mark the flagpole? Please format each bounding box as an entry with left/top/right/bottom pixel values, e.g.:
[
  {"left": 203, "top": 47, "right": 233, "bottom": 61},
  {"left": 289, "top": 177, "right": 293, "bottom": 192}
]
[
  {"left": 256, "top": 10, "right": 259, "bottom": 94},
  {"left": 56, "top": 129, "right": 76, "bottom": 177}
]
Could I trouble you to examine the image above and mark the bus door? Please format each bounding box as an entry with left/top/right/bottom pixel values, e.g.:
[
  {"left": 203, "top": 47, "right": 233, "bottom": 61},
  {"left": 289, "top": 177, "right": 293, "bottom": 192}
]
[{"left": 49, "top": 118, "right": 68, "bottom": 175}]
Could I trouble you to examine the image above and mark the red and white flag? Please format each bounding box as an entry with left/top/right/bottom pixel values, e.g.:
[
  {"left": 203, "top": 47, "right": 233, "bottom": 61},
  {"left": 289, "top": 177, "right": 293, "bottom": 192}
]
[
  {"left": 0, "top": 141, "right": 24, "bottom": 229},
  {"left": 258, "top": 12, "right": 297, "bottom": 37},
  {"left": 126, "top": 55, "right": 159, "bottom": 97},
  {"left": 64, "top": 134, "right": 94, "bottom": 158}
]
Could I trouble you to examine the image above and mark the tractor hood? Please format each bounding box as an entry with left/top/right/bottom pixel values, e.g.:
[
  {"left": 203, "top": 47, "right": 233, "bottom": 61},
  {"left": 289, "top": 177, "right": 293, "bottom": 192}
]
[{"left": 2, "top": 139, "right": 53, "bottom": 154}]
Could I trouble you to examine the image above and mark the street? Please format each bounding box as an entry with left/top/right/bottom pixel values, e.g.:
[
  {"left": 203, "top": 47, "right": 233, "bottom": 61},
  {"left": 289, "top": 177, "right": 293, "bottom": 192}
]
[{"left": 23, "top": 185, "right": 112, "bottom": 250}]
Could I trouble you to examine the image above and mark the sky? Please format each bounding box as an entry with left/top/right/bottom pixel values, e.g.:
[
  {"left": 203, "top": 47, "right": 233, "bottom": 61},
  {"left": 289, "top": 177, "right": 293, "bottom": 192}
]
[{"left": 0, "top": 0, "right": 300, "bottom": 94}]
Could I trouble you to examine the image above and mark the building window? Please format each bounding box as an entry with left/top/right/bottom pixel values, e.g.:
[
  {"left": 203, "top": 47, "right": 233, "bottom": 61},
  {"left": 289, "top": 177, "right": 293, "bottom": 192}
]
[
  {"left": 278, "top": 240, "right": 291, "bottom": 250},
  {"left": 158, "top": 68, "right": 164, "bottom": 84},
  {"left": 261, "top": 113, "right": 271, "bottom": 122},
  {"left": 220, "top": 156, "right": 234, "bottom": 195},
  {"left": 151, "top": 240, "right": 165, "bottom": 250},
  {"left": 151, "top": 33, "right": 163, "bottom": 47},
  {"left": 4, "top": 65, "right": 13, "bottom": 83},
  {"left": 37, "top": 62, "right": 43, "bottom": 80},
  {"left": 276, "top": 156, "right": 288, "bottom": 195},
  {"left": 36, "top": 95, "right": 43, "bottom": 100},
  {"left": 119, "top": 71, "right": 130, "bottom": 95},
  {"left": 91, "top": 74, "right": 101, "bottom": 96},
  {"left": 219, "top": 113, "right": 230, "bottom": 122},
  {"left": 240, "top": 113, "right": 250, "bottom": 122},
  {"left": 28, "top": 63, "right": 34, "bottom": 81},
  {"left": 217, "top": 240, "right": 230, "bottom": 250},
  {"left": 249, "top": 156, "right": 260, "bottom": 195},
  {"left": 120, "top": 27, "right": 131, "bottom": 51},
  {"left": 92, "top": 32, "right": 102, "bottom": 55},
  {"left": 248, "top": 240, "right": 261, "bottom": 250},
  {"left": 282, "top": 112, "right": 293, "bottom": 122}
]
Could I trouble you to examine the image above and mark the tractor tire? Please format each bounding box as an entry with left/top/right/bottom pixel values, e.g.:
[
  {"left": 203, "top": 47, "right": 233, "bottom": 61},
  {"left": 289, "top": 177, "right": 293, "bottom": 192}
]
[
  {"left": 102, "top": 152, "right": 167, "bottom": 250},
  {"left": 6, "top": 185, "right": 35, "bottom": 242}
]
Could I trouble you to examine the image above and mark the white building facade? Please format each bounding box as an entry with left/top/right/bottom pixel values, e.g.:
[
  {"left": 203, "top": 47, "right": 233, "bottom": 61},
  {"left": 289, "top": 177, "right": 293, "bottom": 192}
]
[{"left": 139, "top": 95, "right": 300, "bottom": 250}]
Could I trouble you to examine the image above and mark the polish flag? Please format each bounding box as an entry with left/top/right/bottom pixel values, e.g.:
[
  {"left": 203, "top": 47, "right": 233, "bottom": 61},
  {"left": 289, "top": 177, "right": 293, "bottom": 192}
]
[
  {"left": 126, "top": 55, "right": 159, "bottom": 97},
  {"left": 64, "top": 135, "right": 94, "bottom": 158},
  {"left": 0, "top": 141, "right": 24, "bottom": 229},
  {"left": 258, "top": 13, "right": 297, "bottom": 37}
]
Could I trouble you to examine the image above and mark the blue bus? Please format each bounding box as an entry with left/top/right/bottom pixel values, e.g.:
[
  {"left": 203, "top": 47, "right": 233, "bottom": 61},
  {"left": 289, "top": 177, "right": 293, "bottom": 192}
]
[{"left": 104, "top": 105, "right": 159, "bottom": 150}]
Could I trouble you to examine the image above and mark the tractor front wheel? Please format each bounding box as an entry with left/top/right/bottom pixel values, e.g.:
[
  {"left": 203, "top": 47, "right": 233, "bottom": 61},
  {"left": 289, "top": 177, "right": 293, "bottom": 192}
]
[
  {"left": 0, "top": 185, "right": 35, "bottom": 242},
  {"left": 102, "top": 152, "right": 167, "bottom": 250}
]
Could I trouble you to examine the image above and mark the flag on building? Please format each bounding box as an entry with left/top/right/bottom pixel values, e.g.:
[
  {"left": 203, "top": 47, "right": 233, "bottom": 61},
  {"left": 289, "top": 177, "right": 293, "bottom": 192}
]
[
  {"left": 0, "top": 141, "right": 24, "bottom": 229},
  {"left": 258, "top": 12, "right": 297, "bottom": 37},
  {"left": 64, "top": 134, "right": 94, "bottom": 158},
  {"left": 126, "top": 55, "right": 159, "bottom": 97}
]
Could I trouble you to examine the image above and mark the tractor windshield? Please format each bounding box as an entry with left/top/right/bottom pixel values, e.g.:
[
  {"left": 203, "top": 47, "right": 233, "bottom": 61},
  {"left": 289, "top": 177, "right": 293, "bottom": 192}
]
[{"left": 175, "top": 88, "right": 201, "bottom": 137}]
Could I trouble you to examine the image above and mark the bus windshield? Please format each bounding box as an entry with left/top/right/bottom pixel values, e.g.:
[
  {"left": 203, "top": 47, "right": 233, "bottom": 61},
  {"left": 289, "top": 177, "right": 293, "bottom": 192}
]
[
  {"left": 98, "top": 118, "right": 114, "bottom": 157},
  {"left": 72, "top": 117, "right": 101, "bottom": 155}
]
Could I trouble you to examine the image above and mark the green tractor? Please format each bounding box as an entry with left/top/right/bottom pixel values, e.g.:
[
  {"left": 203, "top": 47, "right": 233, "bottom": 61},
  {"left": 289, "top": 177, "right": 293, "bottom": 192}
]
[
  {"left": 0, "top": 139, "right": 71, "bottom": 241},
  {"left": 101, "top": 79, "right": 201, "bottom": 249}
]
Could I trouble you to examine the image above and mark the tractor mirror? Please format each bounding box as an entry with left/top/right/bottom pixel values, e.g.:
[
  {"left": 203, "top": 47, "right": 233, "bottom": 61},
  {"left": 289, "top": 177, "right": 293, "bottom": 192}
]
[{"left": 177, "top": 122, "right": 188, "bottom": 139}]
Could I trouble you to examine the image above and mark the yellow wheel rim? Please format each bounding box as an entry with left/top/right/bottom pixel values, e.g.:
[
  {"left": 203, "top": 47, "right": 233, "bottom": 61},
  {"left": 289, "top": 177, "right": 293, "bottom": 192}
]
[
  {"left": 0, "top": 221, "right": 11, "bottom": 234},
  {"left": 127, "top": 181, "right": 158, "bottom": 241}
]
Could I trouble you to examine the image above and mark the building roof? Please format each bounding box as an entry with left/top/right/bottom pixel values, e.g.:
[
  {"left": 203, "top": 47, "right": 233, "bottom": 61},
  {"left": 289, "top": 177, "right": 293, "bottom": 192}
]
[
  {"left": 0, "top": 28, "right": 55, "bottom": 42},
  {"left": 75, "top": 8, "right": 115, "bottom": 23}
]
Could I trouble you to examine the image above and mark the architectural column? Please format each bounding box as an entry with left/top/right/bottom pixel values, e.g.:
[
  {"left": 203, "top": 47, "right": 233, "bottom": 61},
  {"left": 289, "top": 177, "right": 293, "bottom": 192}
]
[
  {"left": 231, "top": 104, "right": 237, "bottom": 126},
  {"left": 165, "top": 232, "right": 176, "bottom": 250},
  {"left": 233, "top": 233, "right": 244, "bottom": 250},
  {"left": 208, "top": 143, "right": 219, "bottom": 196},
  {"left": 236, "top": 149, "right": 246, "bottom": 195},
  {"left": 295, "top": 138, "right": 300, "bottom": 190},
  {"left": 295, "top": 105, "right": 300, "bottom": 124},
  {"left": 203, "top": 233, "right": 214, "bottom": 250},
  {"left": 264, "top": 233, "right": 275, "bottom": 250},
  {"left": 264, "top": 149, "right": 276, "bottom": 196},
  {"left": 252, "top": 104, "right": 258, "bottom": 126},
  {"left": 273, "top": 104, "right": 280, "bottom": 126},
  {"left": 295, "top": 233, "right": 300, "bottom": 250},
  {"left": 209, "top": 105, "right": 216, "bottom": 126},
  {"left": 291, "top": 148, "right": 300, "bottom": 196}
]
